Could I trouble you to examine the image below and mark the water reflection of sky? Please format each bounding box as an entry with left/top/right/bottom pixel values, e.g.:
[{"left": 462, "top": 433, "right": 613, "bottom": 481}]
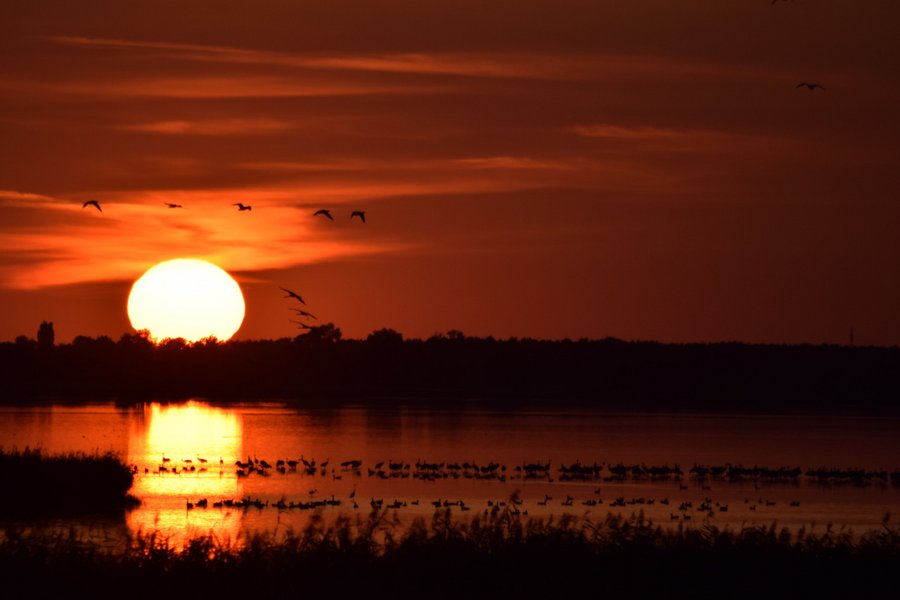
[{"left": 2, "top": 402, "right": 900, "bottom": 542}]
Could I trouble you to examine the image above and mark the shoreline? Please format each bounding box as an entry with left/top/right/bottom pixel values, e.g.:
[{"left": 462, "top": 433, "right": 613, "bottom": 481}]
[{"left": 4, "top": 395, "right": 900, "bottom": 417}]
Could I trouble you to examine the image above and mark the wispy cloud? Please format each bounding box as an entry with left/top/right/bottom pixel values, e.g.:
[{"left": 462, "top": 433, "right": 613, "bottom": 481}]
[
  {"left": 2, "top": 76, "right": 433, "bottom": 99},
  {"left": 2, "top": 146, "right": 641, "bottom": 290},
  {"left": 241, "top": 156, "right": 579, "bottom": 175},
  {"left": 48, "top": 36, "right": 765, "bottom": 83},
  {"left": 566, "top": 123, "right": 808, "bottom": 158},
  {"left": 569, "top": 124, "right": 699, "bottom": 141},
  {"left": 0, "top": 171, "right": 545, "bottom": 289},
  {"left": 0, "top": 190, "right": 65, "bottom": 205},
  {"left": 453, "top": 156, "right": 577, "bottom": 170},
  {"left": 0, "top": 194, "right": 403, "bottom": 288},
  {"left": 121, "top": 118, "right": 294, "bottom": 135},
  {"left": 48, "top": 36, "right": 571, "bottom": 80}
]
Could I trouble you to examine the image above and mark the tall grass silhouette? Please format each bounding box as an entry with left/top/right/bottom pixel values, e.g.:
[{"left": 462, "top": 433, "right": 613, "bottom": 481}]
[
  {"left": 2, "top": 505, "right": 898, "bottom": 598},
  {"left": 0, "top": 447, "right": 136, "bottom": 516}
]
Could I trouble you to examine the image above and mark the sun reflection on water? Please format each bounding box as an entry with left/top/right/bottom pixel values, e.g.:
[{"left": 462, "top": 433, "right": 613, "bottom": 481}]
[{"left": 127, "top": 401, "right": 244, "bottom": 540}]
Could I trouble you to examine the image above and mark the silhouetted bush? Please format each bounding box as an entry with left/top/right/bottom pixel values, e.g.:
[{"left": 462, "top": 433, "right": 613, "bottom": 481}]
[{"left": 0, "top": 447, "right": 136, "bottom": 516}]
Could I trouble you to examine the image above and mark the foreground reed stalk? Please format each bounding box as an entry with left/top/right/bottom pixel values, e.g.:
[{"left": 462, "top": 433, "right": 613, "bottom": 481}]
[{"left": 2, "top": 506, "right": 898, "bottom": 598}]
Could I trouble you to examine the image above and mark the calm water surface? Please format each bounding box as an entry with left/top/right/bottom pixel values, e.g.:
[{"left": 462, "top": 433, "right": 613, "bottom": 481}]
[{"left": 2, "top": 401, "right": 899, "bottom": 542}]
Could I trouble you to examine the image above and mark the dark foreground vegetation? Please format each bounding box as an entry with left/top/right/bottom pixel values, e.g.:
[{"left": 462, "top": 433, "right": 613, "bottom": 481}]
[
  {"left": 2, "top": 510, "right": 898, "bottom": 599},
  {"left": 0, "top": 448, "right": 136, "bottom": 516},
  {"left": 4, "top": 324, "right": 900, "bottom": 411}
]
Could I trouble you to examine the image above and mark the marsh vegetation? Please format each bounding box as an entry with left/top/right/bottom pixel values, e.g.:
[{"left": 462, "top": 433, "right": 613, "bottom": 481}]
[
  {"left": 2, "top": 508, "right": 898, "bottom": 598},
  {"left": 0, "top": 448, "right": 137, "bottom": 517}
]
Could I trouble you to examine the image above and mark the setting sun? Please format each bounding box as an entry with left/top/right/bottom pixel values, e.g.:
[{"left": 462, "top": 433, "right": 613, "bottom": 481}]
[{"left": 127, "top": 259, "right": 245, "bottom": 342}]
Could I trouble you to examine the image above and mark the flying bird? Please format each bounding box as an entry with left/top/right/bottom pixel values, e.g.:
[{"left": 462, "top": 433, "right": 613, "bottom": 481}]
[
  {"left": 313, "top": 209, "right": 333, "bottom": 220},
  {"left": 290, "top": 320, "right": 314, "bottom": 329},
  {"left": 350, "top": 210, "right": 366, "bottom": 223},
  {"left": 796, "top": 82, "right": 825, "bottom": 91},
  {"left": 82, "top": 200, "right": 102, "bottom": 212},
  {"left": 233, "top": 203, "right": 253, "bottom": 211},
  {"left": 279, "top": 286, "right": 306, "bottom": 304},
  {"left": 163, "top": 202, "right": 183, "bottom": 209},
  {"left": 289, "top": 308, "right": 318, "bottom": 320}
]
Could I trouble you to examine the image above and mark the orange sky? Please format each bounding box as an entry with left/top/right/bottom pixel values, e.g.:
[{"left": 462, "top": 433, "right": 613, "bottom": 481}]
[{"left": 1, "top": 1, "right": 899, "bottom": 344}]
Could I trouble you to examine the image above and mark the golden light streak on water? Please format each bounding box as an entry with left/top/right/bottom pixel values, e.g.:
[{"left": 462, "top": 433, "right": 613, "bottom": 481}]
[{"left": 126, "top": 401, "right": 244, "bottom": 540}]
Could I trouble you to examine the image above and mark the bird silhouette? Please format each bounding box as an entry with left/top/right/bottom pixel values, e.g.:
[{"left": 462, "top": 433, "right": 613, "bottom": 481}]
[
  {"left": 350, "top": 210, "right": 366, "bottom": 223},
  {"left": 796, "top": 82, "right": 825, "bottom": 91},
  {"left": 289, "top": 319, "right": 313, "bottom": 329},
  {"left": 279, "top": 286, "right": 306, "bottom": 304},
  {"left": 163, "top": 202, "right": 183, "bottom": 209},
  {"left": 82, "top": 200, "right": 102, "bottom": 212},
  {"left": 233, "top": 203, "right": 253, "bottom": 211},
  {"left": 313, "top": 209, "right": 333, "bottom": 220},
  {"left": 289, "top": 308, "right": 318, "bottom": 320}
]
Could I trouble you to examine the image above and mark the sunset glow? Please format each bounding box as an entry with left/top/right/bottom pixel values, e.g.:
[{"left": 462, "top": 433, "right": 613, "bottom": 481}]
[
  {"left": 2, "top": 4, "right": 900, "bottom": 594},
  {"left": 127, "top": 259, "right": 245, "bottom": 342},
  {"left": 2, "top": 1, "right": 898, "bottom": 344}
]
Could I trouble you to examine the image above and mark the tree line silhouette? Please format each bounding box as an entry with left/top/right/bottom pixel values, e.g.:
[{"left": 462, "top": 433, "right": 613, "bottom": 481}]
[{"left": 3, "top": 323, "right": 899, "bottom": 411}]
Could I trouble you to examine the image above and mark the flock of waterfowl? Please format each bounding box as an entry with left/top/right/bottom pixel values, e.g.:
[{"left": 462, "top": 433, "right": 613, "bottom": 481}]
[
  {"left": 175, "top": 491, "right": 828, "bottom": 522},
  {"left": 146, "top": 456, "right": 900, "bottom": 486},
  {"left": 140, "top": 456, "right": 900, "bottom": 519}
]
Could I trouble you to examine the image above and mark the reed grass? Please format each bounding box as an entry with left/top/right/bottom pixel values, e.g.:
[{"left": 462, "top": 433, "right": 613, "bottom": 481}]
[
  {"left": 0, "top": 447, "right": 136, "bottom": 516},
  {"left": 2, "top": 507, "right": 897, "bottom": 598}
]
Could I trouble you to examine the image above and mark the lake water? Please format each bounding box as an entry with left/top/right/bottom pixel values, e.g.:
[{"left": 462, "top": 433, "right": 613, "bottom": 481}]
[{"left": 2, "top": 401, "right": 899, "bottom": 543}]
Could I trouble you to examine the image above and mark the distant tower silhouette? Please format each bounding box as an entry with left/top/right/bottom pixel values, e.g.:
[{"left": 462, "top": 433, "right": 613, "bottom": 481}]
[
  {"left": 37, "top": 321, "right": 55, "bottom": 349},
  {"left": 849, "top": 327, "right": 854, "bottom": 347}
]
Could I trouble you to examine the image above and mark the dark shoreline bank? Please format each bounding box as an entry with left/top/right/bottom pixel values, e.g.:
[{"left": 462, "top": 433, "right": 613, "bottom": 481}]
[{"left": 5, "top": 396, "right": 900, "bottom": 419}]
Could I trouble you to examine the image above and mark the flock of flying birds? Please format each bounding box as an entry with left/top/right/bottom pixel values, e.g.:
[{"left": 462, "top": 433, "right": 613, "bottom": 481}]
[
  {"left": 78, "top": 2, "right": 823, "bottom": 217},
  {"left": 275, "top": 213, "right": 368, "bottom": 330},
  {"left": 79, "top": 199, "right": 361, "bottom": 334},
  {"left": 80, "top": 0, "right": 822, "bottom": 338},
  {"left": 82, "top": 196, "right": 336, "bottom": 331},
  {"left": 280, "top": 285, "right": 321, "bottom": 331},
  {"left": 80, "top": 199, "right": 366, "bottom": 223}
]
